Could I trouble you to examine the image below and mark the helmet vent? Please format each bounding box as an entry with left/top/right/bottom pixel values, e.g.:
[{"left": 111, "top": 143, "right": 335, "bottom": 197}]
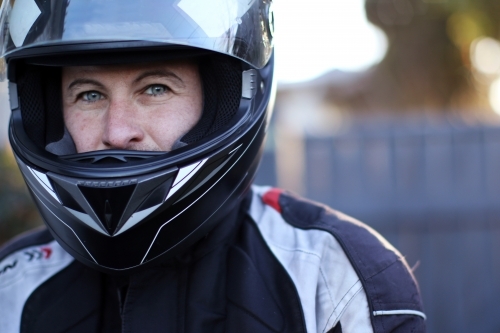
[
  {"left": 104, "top": 200, "right": 113, "bottom": 230},
  {"left": 79, "top": 184, "right": 136, "bottom": 235}
]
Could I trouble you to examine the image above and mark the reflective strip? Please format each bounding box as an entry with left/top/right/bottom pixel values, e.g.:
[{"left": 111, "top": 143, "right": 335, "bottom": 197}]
[
  {"left": 373, "top": 310, "right": 427, "bottom": 320},
  {"left": 176, "top": 149, "right": 240, "bottom": 203},
  {"left": 167, "top": 158, "right": 208, "bottom": 199},
  {"left": 31, "top": 190, "right": 98, "bottom": 264},
  {"left": 115, "top": 203, "right": 162, "bottom": 236},
  {"left": 28, "top": 166, "right": 61, "bottom": 204},
  {"left": 64, "top": 207, "right": 106, "bottom": 235}
]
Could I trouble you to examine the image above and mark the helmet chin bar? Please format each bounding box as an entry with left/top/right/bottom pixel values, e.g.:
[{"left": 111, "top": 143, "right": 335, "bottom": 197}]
[{"left": 15, "top": 110, "right": 266, "bottom": 274}]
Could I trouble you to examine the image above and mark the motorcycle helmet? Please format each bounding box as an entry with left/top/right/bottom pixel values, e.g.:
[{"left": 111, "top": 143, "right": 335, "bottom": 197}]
[{"left": 0, "top": 0, "right": 275, "bottom": 274}]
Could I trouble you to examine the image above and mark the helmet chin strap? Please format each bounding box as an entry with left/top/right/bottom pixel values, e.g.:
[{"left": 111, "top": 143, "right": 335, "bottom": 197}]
[{"left": 45, "top": 126, "right": 77, "bottom": 155}]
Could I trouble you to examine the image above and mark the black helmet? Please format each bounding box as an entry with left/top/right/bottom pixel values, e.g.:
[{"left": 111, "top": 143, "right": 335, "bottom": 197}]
[{"left": 1, "top": 0, "right": 275, "bottom": 274}]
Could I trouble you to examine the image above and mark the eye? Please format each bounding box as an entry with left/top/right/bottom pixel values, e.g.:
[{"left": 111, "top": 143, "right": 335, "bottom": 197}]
[
  {"left": 81, "top": 91, "right": 103, "bottom": 102},
  {"left": 145, "top": 84, "right": 168, "bottom": 96}
]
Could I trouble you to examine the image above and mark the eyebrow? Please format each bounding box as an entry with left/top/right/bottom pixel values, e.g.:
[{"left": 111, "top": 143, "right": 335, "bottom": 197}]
[
  {"left": 133, "top": 69, "right": 186, "bottom": 88},
  {"left": 67, "top": 78, "right": 106, "bottom": 91}
]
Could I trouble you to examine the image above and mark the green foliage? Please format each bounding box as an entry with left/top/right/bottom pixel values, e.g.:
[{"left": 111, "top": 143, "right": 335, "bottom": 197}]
[{"left": 0, "top": 148, "right": 42, "bottom": 246}]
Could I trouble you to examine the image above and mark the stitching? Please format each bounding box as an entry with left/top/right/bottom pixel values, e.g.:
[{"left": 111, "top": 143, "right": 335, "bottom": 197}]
[
  {"left": 321, "top": 281, "right": 362, "bottom": 333},
  {"left": 318, "top": 266, "right": 334, "bottom": 333},
  {"left": 372, "top": 266, "right": 383, "bottom": 332},
  {"left": 316, "top": 212, "right": 371, "bottom": 272},
  {"left": 282, "top": 201, "right": 387, "bottom": 279},
  {"left": 319, "top": 267, "right": 335, "bottom": 306},
  {"left": 279, "top": 194, "right": 422, "bottom": 332},
  {"left": 265, "top": 241, "right": 322, "bottom": 260},
  {"left": 281, "top": 201, "right": 380, "bottom": 331},
  {"left": 322, "top": 282, "right": 363, "bottom": 333},
  {"left": 317, "top": 210, "right": 402, "bottom": 281},
  {"left": 331, "top": 283, "right": 363, "bottom": 325}
]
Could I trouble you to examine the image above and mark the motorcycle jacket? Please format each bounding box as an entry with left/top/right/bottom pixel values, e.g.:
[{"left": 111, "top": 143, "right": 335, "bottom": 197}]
[{"left": 0, "top": 186, "right": 426, "bottom": 333}]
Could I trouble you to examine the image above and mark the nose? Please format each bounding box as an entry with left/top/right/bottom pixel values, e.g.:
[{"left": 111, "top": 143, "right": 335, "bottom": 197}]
[{"left": 102, "top": 100, "right": 144, "bottom": 150}]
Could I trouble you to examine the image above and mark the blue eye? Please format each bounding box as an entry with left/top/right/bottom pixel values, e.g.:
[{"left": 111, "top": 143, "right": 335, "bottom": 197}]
[
  {"left": 145, "top": 84, "right": 167, "bottom": 96},
  {"left": 82, "top": 91, "right": 103, "bottom": 102}
]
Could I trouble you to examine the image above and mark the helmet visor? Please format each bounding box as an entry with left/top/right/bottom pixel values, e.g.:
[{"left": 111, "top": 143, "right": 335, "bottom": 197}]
[{"left": 0, "top": 0, "right": 274, "bottom": 68}]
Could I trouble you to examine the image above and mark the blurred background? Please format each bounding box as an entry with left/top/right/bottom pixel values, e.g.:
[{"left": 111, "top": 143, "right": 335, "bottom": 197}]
[{"left": 2, "top": 0, "right": 500, "bottom": 331}]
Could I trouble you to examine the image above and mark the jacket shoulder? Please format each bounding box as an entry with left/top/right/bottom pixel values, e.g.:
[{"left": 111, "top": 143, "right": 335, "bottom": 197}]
[
  {"left": 0, "top": 227, "right": 53, "bottom": 261},
  {"left": 0, "top": 228, "right": 74, "bottom": 333},
  {"left": 249, "top": 185, "right": 426, "bottom": 333}
]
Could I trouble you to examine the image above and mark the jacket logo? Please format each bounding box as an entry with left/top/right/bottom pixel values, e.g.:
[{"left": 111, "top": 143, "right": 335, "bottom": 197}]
[
  {"left": 0, "top": 247, "right": 52, "bottom": 278},
  {"left": 0, "top": 260, "right": 18, "bottom": 276},
  {"left": 24, "top": 247, "right": 52, "bottom": 261}
]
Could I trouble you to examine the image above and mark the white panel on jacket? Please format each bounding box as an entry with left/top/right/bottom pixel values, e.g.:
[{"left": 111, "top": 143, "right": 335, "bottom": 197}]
[
  {"left": 249, "top": 185, "right": 374, "bottom": 333},
  {"left": 0, "top": 240, "right": 74, "bottom": 333}
]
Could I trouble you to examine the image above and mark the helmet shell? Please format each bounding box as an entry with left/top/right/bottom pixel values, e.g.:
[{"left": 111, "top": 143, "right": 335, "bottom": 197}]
[{"left": 4, "top": 0, "right": 276, "bottom": 274}]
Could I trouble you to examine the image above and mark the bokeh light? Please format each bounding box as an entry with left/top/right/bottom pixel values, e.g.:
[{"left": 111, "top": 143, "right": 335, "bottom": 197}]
[
  {"left": 488, "top": 77, "right": 500, "bottom": 115},
  {"left": 471, "top": 37, "right": 500, "bottom": 76},
  {"left": 274, "top": 0, "right": 387, "bottom": 83}
]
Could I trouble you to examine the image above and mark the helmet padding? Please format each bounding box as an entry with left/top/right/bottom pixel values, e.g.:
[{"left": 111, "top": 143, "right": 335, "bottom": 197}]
[{"left": 16, "top": 54, "right": 242, "bottom": 155}]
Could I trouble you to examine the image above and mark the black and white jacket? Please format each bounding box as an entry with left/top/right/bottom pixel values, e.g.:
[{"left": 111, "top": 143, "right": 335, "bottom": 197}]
[{"left": 0, "top": 186, "right": 426, "bottom": 333}]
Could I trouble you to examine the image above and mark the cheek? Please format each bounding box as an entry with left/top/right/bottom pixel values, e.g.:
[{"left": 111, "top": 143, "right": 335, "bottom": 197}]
[
  {"left": 177, "top": 97, "right": 203, "bottom": 129},
  {"left": 147, "top": 96, "right": 203, "bottom": 149},
  {"left": 64, "top": 109, "right": 103, "bottom": 152}
]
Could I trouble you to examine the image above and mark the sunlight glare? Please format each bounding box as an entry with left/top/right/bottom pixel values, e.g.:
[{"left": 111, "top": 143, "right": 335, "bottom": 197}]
[
  {"left": 488, "top": 77, "right": 500, "bottom": 115},
  {"left": 471, "top": 37, "right": 500, "bottom": 76},
  {"left": 274, "top": 0, "right": 387, "bottom": 83}
]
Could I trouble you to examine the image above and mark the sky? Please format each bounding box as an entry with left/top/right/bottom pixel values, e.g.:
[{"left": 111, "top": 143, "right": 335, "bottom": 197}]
[{"left": 273, "top": 0, "right": 388, "bottom": 83}]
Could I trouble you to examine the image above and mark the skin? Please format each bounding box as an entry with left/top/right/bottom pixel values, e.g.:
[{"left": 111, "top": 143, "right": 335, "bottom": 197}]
[{"left": 62, "top": 60, "right": 203, "bottom": 153}]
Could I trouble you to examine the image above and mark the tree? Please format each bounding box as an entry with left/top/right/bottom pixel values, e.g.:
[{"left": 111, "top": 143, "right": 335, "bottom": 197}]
[{"left": 325, "top": 0, "right": 500, "bottom": 116}]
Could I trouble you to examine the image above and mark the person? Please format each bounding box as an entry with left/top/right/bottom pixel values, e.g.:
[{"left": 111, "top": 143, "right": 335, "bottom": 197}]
[{"left": 0, "top": 0, "right": 426, "bottom": 332}]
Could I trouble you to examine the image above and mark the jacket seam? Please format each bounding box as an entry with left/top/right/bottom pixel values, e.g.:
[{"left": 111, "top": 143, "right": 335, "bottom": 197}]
[
  {"left": 264, "top": 241, "right": 323, "bottom": 260},
  {"left": 319, "top": 267, "right": 335, "bottom": 310},
  {"left": 323, "top": 283, "right": 363, "bottom": 333},
  {"left": 244, "top": 214, "right": 309, "bottom": 332},
  {"left": 316, "top": 212, "right": 399, "bottom": 280}
]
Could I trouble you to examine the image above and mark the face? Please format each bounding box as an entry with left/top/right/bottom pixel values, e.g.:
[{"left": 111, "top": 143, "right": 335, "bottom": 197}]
[{"left": 62, "top": 60, "right": 203, "bottom": 153}]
